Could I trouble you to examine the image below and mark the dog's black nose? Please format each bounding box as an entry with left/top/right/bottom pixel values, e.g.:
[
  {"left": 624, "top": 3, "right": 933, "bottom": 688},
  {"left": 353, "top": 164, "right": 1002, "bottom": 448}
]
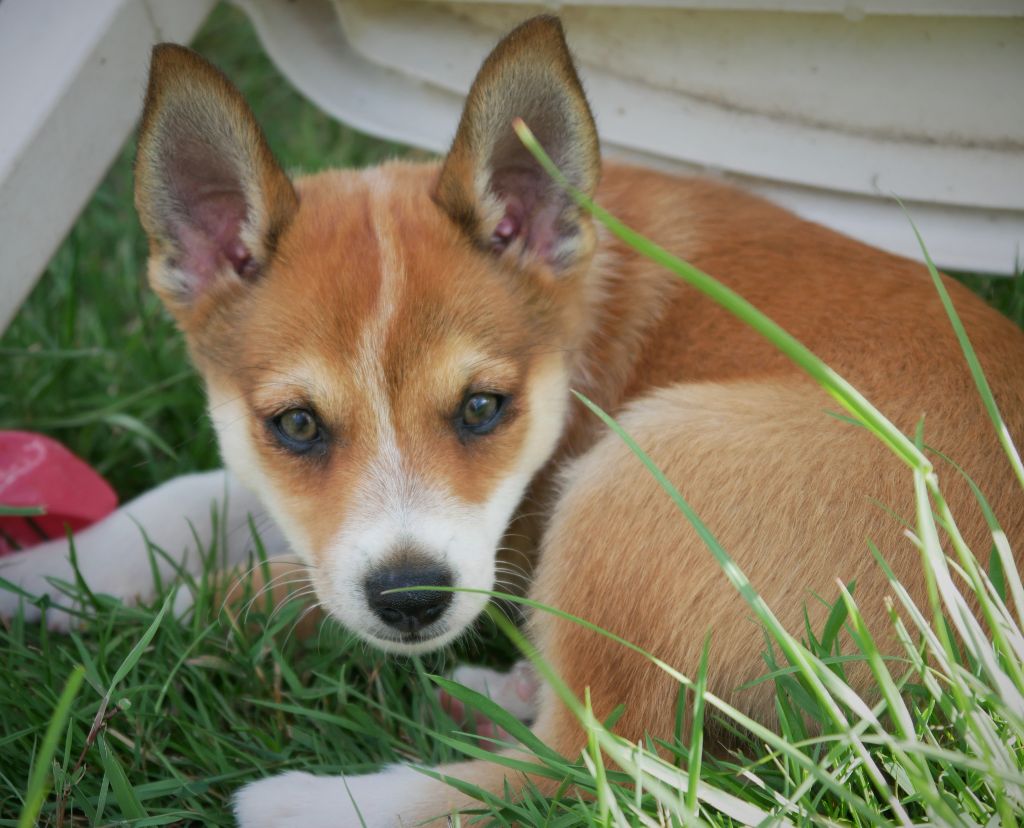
[{"left": 365, "top": 564, "right": 453, "bottom": 634}]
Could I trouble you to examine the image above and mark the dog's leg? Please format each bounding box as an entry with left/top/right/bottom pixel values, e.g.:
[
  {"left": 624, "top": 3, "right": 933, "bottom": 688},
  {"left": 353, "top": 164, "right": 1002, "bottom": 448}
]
[
  {"left": 439, "top": 661, "right": 540, "bottom": 745},
  {"left": 0, "top": 469, "right": 286, "bottom": 628}
]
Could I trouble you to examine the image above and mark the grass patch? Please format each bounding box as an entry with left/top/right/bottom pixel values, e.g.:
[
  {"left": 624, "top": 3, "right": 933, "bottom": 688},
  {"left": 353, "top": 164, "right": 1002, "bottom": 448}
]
[
  {"left": 0, "top": 560, "right": 485, "bottom": 824},
  {"left": 2, "top": 2, "right": 1023, "bottom": 825}
]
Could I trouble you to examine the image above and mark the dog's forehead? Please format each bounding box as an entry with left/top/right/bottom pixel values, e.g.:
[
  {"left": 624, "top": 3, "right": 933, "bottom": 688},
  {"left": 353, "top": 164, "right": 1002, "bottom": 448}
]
[{"left": 234, "top": 163, "right": 537, "bottom": 404}]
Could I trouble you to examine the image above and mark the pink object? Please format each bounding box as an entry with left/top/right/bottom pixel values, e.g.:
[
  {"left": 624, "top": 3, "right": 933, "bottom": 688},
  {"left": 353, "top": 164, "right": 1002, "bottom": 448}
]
[
  {"left": 0, "top": 431, "right": 118, "bottom": 556},
  {"left": 438, "top": 690, "right": 511, "bottom": 750}
]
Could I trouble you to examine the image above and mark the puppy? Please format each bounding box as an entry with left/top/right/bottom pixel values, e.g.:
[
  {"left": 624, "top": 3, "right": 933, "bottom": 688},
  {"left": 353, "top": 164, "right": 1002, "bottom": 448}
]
[{"left": 2, "top": 15, "right": 1023, "bottom": 827}]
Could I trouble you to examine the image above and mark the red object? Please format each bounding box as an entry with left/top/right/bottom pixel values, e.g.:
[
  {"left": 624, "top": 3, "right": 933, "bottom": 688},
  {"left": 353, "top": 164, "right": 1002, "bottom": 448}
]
[{"left": 0, "top": 431, "right": 118, "bottom": 556}]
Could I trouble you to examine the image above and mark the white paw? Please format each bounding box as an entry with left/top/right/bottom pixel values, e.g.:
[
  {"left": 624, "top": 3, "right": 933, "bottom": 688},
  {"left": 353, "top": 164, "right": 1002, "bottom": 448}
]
[
  {"left": 0, "top": 546, "right": 78, "bottom": 630},
  {"left": 450, "top": 660, "right": 539, "bottom": 723},
  {"left": 234, "top": 766, "right": 440, "bottom": 828}
]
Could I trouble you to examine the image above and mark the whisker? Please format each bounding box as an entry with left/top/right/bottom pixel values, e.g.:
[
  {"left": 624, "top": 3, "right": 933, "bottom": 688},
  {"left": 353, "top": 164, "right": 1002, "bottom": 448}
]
[
  {"left": 281, "top": 601, "right": 326, "bottom": 648},
  {"left": 266, "top": 585, "right": 319, "bottom": 627},
  {"left": 494, "top": 556, "right": 531, "bottom": 574},
  {"left": 245, "top": 573, "right": 315, "bottom": 617},
  {"left": 235, "top": 568, "right": 314, "bottom": 621}
]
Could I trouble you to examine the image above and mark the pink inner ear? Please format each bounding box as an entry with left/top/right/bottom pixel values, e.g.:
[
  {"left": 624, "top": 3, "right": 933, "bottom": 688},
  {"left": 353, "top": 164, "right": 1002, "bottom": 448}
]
[
  {"left": 489, "top": 167, "right": 567, "bottom": 263},
  {"left": 166, "top": 142, "right": 258, "bottom": 292},
  {"left": 175, "top": 194, "right": 254, "bottom": 286},
  {"left": 193, "top": 193, "right": 254, "bottom": 275},
  {"left": 491, "top": 215, "right": 519, "bottom": 251}
]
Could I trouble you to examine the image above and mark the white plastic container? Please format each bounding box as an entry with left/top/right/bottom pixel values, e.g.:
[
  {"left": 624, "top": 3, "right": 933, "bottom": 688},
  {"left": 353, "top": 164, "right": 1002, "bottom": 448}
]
[{"left": 247, "top": 0, "right": 1024, "bottom": 272}]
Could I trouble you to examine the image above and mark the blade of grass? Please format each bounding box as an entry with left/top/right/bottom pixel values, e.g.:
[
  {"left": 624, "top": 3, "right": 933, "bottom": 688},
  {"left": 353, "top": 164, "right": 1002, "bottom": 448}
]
[
  {"left": 835, "top": 583, "right": 960, "bottom": 825},
  {"left": 108, "top": 594, "right": 172, "bottom": 692},
  {"left": 17, "top": 665, "right": 85, "bottom": 828},
  {"left": 96, "top": 732, "right": 148, "bottom": 820},
  {"left": 0, "top": 505, "right": 46, "bottom": 517},
  {"left": 685, "top": 635, "right": 710, "bottom": 819},
  {"left": 901, "top": 204, "right": 1024, "bottom": 490}
]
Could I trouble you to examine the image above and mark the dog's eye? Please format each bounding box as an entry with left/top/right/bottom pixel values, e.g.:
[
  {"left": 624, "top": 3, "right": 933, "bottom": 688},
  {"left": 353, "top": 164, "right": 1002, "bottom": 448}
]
[
  {"left": 271, "top": 408, "right": 322, "bottom": 451},
  {"left": 459, "top": 393, "right": 505, "bottom": 435}
]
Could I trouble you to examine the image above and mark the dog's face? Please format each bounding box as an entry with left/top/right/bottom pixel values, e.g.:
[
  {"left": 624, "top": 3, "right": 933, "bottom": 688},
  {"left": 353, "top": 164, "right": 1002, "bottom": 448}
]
[
  {"left": 192, "top": 165, "right": 579, "bottom": 652},
  {"left": 134, "top": 18, "right": 600, "bottom": 652}
]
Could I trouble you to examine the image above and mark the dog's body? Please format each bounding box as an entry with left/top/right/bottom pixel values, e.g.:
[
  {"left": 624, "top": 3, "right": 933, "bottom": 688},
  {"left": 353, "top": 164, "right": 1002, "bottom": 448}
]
[{"left": 2, "top": 16, "right": 1023, "bottom": 827}]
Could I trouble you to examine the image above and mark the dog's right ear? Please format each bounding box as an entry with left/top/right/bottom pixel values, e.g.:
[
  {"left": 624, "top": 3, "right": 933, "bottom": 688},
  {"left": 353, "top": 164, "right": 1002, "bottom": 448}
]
[{"left": 134, "top": 45, "right": 297, "bottom": 322}]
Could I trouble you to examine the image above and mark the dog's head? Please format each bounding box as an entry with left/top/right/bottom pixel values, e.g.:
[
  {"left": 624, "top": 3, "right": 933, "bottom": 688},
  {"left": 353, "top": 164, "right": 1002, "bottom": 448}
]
[{"left": 134, "top": 17, "right": 600, "bottom": 653}]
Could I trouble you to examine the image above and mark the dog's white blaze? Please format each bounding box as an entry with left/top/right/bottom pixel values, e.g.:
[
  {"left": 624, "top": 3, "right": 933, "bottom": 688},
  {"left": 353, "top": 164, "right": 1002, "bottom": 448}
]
[
  {"left": 324, "top": 356, "right": 571, "bottom": 654},
  {"left": 350, "top": 167, "right": 406, "bottom": 521},
  {"left": 357, "top": 168, "right": 404, "bottom": 373},
  {"left": 324, "top": 464, "right": 492, "bottom": 654}
]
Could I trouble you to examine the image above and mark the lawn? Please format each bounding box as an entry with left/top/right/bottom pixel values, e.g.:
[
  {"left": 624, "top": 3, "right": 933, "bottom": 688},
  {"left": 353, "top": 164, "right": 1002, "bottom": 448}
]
[{"left": 1, "top": 3, "right": 1023, "bottom": 826}]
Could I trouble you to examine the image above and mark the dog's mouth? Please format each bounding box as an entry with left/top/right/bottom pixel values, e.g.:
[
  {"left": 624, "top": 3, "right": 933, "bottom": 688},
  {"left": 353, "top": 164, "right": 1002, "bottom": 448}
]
[
  {"left": 361, "top": 621, "right": 465, "bottom": 655},
  {"left": 375, "top": 628, "right": 442, "bottom": 646}
]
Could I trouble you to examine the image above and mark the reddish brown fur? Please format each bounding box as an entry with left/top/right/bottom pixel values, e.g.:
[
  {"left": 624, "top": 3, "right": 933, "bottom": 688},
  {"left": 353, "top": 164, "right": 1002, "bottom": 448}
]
[{"left": 135, "top": 17, "right": 1024, "bottom": 824}]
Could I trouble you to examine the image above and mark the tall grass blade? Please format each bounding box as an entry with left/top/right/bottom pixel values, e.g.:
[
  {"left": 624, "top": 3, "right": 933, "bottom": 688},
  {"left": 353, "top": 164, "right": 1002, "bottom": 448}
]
[
  {"left": 17, "top": 665, "right": 85, "bottom": 828},
  {"left": 900, "top": 205, "right": 1024, "bottom": 490},
  {"left": 96, "top": 732, "right": 148, "bottom": 820},
  {"left": 108, "top": 594, "right": 172, "bottom": 692}
]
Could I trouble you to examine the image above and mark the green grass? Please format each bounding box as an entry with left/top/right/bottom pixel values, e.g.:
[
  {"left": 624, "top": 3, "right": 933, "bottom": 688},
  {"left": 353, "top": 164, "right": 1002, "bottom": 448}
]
[
  {"left": 0, "top": 573, "right": 486, "bottom": 825},
  {"left": 2, "top": 3, "right": 1024, "bottom": 826}
]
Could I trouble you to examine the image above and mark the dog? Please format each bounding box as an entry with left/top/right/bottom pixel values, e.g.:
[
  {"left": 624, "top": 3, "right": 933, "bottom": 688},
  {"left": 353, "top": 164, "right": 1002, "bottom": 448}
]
[{"left": 2, "top": 14, "right": 1023, "bottom": 827}]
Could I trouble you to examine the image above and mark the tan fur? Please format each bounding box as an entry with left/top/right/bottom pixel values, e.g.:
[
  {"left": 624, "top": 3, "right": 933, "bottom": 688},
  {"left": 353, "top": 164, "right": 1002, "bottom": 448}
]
[{"left": 135, "top": 15, "right": 1024, "bottom": 824}]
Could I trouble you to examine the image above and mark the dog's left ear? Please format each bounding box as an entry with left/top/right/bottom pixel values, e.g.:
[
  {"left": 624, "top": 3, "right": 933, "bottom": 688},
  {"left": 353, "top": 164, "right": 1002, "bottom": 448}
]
[{"left": 434, "top": 16, "right": 600, "bottom": 273}]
